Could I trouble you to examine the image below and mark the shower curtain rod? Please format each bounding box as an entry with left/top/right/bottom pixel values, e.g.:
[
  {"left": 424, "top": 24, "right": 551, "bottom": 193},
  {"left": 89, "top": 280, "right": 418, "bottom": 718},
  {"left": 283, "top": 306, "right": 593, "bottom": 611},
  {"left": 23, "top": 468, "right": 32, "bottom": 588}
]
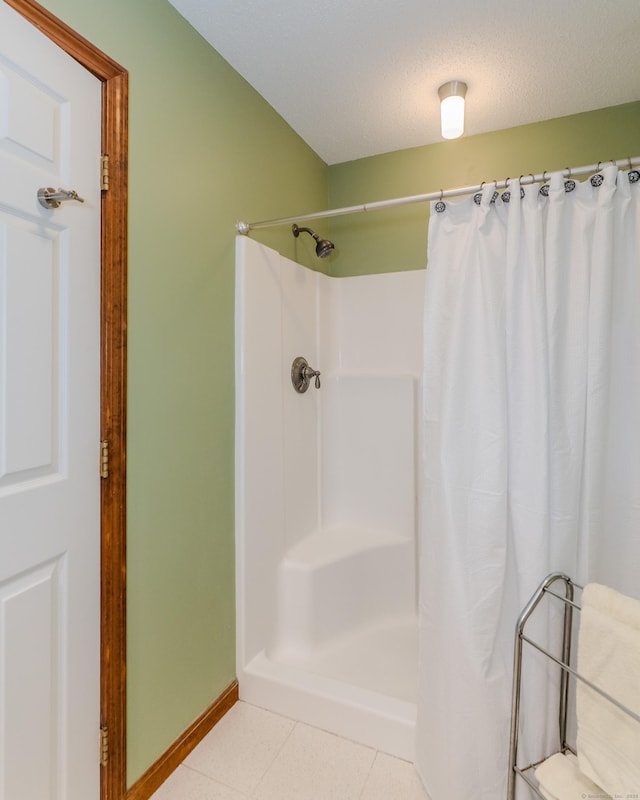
[{"left": 236, "top": 155, "right": 640, "bottom": 234}]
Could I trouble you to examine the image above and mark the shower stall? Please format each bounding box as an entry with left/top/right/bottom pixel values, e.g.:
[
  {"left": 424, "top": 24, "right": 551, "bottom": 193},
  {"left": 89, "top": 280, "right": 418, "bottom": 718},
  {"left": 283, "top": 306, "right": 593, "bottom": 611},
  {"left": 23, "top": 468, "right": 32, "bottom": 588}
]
[{"left": 235, "top": 236, "right": 425, "bottom": 759}]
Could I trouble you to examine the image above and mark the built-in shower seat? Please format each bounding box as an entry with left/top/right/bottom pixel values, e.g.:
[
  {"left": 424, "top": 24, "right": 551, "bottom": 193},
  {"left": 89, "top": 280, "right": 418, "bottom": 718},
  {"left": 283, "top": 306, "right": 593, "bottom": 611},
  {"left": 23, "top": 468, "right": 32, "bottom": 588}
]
[{"left": 268, "top": 527, "right": 416, "bottom": 663}]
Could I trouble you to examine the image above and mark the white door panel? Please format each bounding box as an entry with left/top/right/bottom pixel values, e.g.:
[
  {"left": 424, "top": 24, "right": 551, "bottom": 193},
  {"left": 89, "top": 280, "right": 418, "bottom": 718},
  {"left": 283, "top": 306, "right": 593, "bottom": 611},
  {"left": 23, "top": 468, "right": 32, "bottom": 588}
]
[
  {"left": 0, "top": 3, "right": 101, "bottom": 799},
  {"left": 1, "top": 217, "right": 60, "bottom": 483}
]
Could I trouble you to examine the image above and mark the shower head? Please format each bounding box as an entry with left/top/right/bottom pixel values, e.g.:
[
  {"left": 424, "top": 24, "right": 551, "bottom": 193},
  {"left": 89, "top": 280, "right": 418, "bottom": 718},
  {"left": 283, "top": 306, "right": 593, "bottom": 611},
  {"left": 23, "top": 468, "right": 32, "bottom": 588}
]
[{"left": 292, "top": 224, "right": 335, "bottom": 259}]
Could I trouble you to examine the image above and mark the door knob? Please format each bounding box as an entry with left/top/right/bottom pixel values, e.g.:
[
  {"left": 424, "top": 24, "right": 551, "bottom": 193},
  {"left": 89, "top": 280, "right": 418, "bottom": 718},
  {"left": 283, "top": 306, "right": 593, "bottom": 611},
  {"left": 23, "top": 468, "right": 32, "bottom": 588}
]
[{"left": 38, "top": 187, "right": 85, "bottom": 209}]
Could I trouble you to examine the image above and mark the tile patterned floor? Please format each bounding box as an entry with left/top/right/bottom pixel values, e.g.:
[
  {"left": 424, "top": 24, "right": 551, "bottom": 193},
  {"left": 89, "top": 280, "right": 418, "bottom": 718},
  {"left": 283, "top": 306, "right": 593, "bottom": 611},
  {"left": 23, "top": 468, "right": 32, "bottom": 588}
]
[{"left": 150, "top": 702, "right": 430, "bottom": 800}]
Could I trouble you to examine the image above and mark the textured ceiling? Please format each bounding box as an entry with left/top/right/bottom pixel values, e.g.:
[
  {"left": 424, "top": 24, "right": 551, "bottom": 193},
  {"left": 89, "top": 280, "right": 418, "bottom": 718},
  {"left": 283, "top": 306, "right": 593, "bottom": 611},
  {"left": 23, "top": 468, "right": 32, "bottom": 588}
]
[{"left": 167, "top": 0, "right": 640, "bottom": 165}]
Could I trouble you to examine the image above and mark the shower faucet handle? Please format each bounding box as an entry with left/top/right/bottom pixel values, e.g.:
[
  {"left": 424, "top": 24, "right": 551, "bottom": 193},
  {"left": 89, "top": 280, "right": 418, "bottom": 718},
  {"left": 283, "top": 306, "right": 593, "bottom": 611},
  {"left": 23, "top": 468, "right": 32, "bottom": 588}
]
[
  {"left": 304, "top": 365, "right": 321, "bottom": 389},
  {"left": 291, "top": 356, "right": 321, "bottom": 393}
]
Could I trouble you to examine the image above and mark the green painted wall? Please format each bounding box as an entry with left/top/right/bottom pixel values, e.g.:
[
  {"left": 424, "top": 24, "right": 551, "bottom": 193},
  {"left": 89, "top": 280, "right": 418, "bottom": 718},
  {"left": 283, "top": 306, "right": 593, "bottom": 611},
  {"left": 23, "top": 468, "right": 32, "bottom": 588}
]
[
  {"left": 327, "top": 102, "right": 640, "bottom": 276},
  {"left": 35, "top": 0, "right": 328, "bottom": 786}
]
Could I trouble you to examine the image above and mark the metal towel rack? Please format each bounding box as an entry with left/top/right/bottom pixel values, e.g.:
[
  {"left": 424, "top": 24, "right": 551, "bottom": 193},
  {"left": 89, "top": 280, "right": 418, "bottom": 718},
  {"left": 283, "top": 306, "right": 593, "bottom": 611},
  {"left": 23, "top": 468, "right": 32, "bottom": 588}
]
[{"left": 507, "top": 572, "right": 640, "bottom": 800}]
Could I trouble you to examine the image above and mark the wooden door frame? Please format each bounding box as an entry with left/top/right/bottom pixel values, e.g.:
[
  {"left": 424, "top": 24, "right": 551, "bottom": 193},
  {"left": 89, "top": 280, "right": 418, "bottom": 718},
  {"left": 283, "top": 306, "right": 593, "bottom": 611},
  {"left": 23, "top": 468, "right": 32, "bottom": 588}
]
[{"left": 4, "top": 1, "right": 128, "bottom": 798}]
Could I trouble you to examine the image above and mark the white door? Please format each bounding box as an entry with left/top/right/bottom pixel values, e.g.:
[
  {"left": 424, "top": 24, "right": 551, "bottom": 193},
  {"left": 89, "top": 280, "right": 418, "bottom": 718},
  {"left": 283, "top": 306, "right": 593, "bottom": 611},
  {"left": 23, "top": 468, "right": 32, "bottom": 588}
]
[{"left": 0, "top": 4, "right": 101, "bottom": 799}]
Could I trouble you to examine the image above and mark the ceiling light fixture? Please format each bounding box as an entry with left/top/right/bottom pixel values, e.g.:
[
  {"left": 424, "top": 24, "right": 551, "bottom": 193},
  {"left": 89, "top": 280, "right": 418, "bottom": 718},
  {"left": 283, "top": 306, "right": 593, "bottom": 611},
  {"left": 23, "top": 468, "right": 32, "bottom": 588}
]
[{"left": 438, "top": 80, "right": 467, "bottom": 140}]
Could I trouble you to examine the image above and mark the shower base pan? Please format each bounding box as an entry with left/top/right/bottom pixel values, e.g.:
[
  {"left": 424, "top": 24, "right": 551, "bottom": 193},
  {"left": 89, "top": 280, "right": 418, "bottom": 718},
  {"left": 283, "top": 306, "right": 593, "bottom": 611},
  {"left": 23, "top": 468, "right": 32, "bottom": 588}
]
[{"left": 238, "top": 612, "right": 418, "bottom": 760}]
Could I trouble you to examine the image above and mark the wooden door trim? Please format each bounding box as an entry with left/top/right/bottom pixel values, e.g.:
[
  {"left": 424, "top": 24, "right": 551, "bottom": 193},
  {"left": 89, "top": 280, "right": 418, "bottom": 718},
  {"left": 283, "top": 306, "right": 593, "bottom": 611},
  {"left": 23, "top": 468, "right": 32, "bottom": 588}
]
[{"left": 4, "top": 2, "right": 129, "bottom": 799}]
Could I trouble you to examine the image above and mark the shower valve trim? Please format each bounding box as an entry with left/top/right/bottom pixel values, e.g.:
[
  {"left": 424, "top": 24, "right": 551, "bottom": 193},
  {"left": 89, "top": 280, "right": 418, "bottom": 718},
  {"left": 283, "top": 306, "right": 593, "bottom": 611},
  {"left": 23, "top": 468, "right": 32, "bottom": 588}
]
[{"left": 291, "top": 356, "right": 321, "bottom": 393}]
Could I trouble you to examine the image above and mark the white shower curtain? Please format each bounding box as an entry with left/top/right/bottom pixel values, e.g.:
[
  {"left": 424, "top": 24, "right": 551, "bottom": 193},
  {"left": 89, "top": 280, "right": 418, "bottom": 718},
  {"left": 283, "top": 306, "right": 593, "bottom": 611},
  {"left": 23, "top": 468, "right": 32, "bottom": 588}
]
[{"left": 416, "top": 164, "right": 640, "bottom": 800}]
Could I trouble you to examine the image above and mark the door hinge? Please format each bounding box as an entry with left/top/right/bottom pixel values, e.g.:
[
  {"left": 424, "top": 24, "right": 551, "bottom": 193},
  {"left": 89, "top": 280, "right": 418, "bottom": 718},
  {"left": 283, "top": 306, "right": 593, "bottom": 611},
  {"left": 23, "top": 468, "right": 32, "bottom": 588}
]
[
  {"left": 100, "top": 726, "right": 109, "bottom": 767},
  {"left": 100, "top": 440, "right": 109, "bottom": 479},
  {"left": 100, "top": 154, "right": 110, "bottom": 191}
]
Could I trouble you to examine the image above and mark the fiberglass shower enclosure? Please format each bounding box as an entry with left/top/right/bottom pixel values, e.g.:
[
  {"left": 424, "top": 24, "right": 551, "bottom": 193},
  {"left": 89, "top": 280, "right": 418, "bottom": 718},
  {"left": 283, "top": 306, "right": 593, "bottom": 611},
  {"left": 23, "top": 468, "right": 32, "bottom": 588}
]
[{"left": 235, "top": 236, "right": 425, "bottom": 759}]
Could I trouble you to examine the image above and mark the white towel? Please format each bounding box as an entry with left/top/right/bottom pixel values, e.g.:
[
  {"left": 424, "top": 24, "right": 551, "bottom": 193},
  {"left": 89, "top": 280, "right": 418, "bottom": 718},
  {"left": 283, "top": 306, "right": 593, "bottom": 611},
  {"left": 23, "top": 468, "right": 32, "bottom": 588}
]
[
  {"left": 577, "top": 583, "right": 640, "bottom": 797},
  {"left": 534, "top": 752, "right": 604, "bottom": 800}
]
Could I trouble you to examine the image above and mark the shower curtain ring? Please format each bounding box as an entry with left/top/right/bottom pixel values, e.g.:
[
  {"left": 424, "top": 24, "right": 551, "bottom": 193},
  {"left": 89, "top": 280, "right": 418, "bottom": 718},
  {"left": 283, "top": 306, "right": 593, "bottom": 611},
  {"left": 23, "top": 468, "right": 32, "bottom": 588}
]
[
  {"left": 628, "top": 157, "right": 633, "bottom": 170},
  {"left": 480, "top": 181, "right": 486, "bottom": 190},
  {"left": 439, "top": 189, "right": 444, "bottom": 202},
  {"left": 505, "top": 177, "right": 510, "bottom": 188},
  {"left": 529, "top": 173, "right": 535, "bottom": 184},
  {"left": 598, "top": 161, "right": 602, "bottom": 171},
  {"left": 566, "top": 166, "right": 572, "bottom": 179}
]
